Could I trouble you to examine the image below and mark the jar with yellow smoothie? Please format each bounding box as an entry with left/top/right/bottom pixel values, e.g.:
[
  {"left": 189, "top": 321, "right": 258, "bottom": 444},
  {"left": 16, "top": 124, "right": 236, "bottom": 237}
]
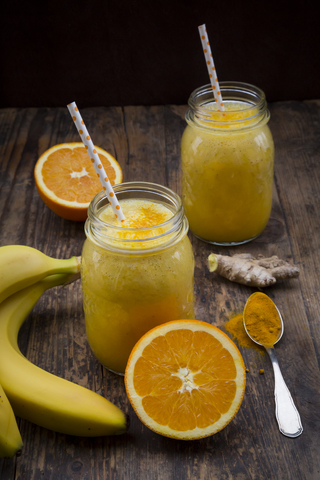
[
  {"left": 181, "top": 82, "right": 274, "bottom": 245},
  {"left": 81, "top": 182, "right": 195, "bottom": 375}
]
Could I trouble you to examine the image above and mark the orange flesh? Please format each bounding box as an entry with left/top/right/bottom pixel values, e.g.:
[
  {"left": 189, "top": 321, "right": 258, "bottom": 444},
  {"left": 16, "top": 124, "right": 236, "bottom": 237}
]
[
  {"left": 42, "top": 147, "right": 117, "bottom": 203},
  {"left": 133, "top": 329, "right": 237, "bottom": 430}
]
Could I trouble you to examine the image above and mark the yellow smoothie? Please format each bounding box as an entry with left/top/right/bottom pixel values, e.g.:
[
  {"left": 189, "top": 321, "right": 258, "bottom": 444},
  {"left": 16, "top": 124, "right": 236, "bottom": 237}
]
[
  {"left": 181, "top": 85, "right": 275, "bottom": 244},
  {"left": 81, "top": 195, "right": 195, "bottom": 374}
]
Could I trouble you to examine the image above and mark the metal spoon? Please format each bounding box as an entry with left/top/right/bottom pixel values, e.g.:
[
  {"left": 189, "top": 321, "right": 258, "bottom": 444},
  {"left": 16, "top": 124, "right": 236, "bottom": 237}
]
[{"left": 243, "top": 294, "right": 303, "bottom": 438}]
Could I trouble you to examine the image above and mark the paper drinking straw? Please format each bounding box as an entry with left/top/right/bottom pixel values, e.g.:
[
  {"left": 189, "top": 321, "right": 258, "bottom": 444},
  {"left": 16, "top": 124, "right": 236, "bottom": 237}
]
[
  {"left": 67, "top": 102, "right": 125, "bottom": 222},
  {"left": 198, "top": 24, "right": 225, "bottom": 111}
]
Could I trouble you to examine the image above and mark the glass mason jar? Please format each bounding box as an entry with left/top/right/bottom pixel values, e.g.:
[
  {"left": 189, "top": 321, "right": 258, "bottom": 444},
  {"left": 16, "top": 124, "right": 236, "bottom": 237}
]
[
  {"left": 81, "top": 182, "right": 195, "bottom": 375},
  {"left": 181, "top": 82, "right": 275, "bottom": 245}
]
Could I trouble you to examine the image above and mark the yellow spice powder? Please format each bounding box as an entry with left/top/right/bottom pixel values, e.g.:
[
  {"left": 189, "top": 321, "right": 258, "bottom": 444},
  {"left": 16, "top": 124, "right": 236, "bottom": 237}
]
[{"left": 225, "top": 313, "right": 264, "bottom": 353}]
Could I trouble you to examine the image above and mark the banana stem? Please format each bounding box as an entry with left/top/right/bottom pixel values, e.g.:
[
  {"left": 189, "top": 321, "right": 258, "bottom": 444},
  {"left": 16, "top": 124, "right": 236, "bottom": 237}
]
[{"left": 50, "top": 256, "right": 81, "bottom": 276}]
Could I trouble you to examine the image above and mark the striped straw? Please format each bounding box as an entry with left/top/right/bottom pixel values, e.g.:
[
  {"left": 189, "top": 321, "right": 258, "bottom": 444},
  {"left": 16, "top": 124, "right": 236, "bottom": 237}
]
[
  {"left": 198, "top": 24, "right": 225, "bottom": 111},
  {"left": 67, "top": 102, "right": 125, "bottom": 222}
]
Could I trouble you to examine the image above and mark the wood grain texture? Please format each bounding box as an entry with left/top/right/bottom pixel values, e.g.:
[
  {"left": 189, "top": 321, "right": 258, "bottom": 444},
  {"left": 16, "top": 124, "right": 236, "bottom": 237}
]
[{"left": 0, "top": 102, "right": 320, "bottom": 479}]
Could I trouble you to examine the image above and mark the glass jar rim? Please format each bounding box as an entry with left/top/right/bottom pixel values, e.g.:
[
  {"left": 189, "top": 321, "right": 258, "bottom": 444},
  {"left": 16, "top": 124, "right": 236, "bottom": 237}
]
[
  {"left": 85, "top": 181, "right": 189, "bottom": 254},
  {"left": 189, "top": 81, "right": 266, "bottom": 109},
  {"left": 187, "top": 81, "right": 269, "bottom": 131}
]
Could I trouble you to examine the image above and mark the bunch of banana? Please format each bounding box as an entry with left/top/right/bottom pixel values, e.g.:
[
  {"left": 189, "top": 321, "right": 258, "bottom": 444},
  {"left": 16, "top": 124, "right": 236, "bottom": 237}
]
[{"left": 0, "top": 246, "right": 127, "bottom": 459}]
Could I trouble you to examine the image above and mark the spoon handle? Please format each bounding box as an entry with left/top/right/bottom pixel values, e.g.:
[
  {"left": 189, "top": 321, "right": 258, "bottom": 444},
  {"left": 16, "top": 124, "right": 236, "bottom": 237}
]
[{"left": 266, "top": 347, "right": 303, "bottom": 438}]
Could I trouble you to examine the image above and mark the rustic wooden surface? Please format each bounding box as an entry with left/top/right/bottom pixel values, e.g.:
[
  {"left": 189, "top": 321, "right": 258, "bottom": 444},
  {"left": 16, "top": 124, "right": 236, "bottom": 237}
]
[{"left": 0, "top": 101, "right": 320, "bottom": 480}]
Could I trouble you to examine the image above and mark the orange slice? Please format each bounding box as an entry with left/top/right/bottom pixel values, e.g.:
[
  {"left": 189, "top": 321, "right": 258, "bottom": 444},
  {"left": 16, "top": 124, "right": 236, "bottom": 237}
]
[
  {"left": 34, "top": 143, "right": 123, "bottom": 221},
  {"left": 125, "top": 320, "right": 246, "bottom": 440}
]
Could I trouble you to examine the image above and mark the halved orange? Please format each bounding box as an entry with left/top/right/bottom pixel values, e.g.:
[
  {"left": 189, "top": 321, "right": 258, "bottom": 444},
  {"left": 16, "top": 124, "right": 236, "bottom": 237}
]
[
  {"left": 34, "top": 143, "right": 123, "bottom": 221},
  {"left": 125, "top": 320, "right": 246, "bottom": 440}
]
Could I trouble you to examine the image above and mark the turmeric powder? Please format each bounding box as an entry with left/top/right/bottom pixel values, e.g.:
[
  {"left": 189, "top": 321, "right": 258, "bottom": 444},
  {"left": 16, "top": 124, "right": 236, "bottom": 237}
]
[
  {"left": 244, "top": 292, "right": 282, "bottom": 347},
  {"left": 225, "top": 313, "right": 264, "bottom": 353}
]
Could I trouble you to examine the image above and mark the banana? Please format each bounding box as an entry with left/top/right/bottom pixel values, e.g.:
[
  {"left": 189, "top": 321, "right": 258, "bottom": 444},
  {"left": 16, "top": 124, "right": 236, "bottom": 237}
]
[
  {"left": 0, "top": 245, "right": 81, "bottom": 305},
  {"left": 0, "top": 381, "right": 23, "bottom": 458},
  {"left": 0, "top": 273, "right": 127, "bottom": 437}
]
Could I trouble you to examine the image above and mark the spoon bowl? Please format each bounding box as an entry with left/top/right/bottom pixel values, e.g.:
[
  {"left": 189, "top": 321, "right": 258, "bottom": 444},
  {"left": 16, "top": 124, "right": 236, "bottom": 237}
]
[
  {"left": 243, "top": 292, "right": 303, "bottom": 438},
  {"left": 243, "top": 294, "right": 284, "bottom": 347}
]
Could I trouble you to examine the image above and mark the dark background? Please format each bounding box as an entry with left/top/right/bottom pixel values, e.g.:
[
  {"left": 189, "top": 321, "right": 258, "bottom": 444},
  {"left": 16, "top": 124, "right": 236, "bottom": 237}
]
[{"left": 1, "top": 0, "right": 319, "bottom": 108}]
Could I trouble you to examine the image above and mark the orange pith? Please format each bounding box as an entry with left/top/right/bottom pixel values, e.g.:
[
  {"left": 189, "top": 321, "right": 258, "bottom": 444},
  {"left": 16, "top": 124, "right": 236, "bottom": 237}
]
[
  {"left": 34, "top": 143, "right": 122, "bottom": 221},
  {"left": 125, "top": 320, "right": 246, "bottom": 440}
]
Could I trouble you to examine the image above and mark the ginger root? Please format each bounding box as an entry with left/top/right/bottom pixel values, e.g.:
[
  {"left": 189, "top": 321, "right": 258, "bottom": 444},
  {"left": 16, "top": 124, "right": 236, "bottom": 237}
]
[{"left": 208, "top": 253, "right": 300, "bottom": 288}]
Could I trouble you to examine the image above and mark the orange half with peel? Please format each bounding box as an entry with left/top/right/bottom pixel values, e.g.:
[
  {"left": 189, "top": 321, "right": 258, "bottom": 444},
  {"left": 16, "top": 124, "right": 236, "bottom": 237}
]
[
  {"left": 34, "top": 143, "right": 123, "bottom": 221},
  {"left": 125, "top": 319, "right": 246, "bottom": 440}
]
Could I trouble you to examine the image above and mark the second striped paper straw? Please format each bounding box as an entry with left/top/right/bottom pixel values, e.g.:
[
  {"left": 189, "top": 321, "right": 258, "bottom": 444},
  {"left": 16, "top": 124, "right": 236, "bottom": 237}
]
[
  {"left": 67, "top": 102, "right": 125, "bottom": 222},
  {"left": 198, "top": 24, "right": 225, "bottom": 111}
]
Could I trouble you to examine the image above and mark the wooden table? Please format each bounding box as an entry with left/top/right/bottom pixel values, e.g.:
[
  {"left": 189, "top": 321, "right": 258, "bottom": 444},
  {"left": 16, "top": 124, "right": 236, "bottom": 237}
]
[{"left": 0, "top": 101, "right": 319, "bottom": 480}]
